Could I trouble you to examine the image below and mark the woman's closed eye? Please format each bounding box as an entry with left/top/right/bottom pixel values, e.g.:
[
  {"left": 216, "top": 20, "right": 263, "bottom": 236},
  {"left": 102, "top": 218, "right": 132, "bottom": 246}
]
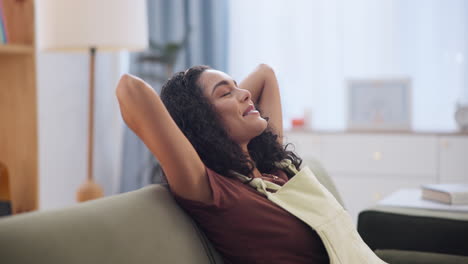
[{"left": 221, "top": 91, "right": 231, "bottom": 97}]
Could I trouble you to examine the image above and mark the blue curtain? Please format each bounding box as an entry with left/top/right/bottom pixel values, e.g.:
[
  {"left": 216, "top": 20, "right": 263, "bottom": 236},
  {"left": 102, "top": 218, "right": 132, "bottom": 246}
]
[{"left": 119, "top": 0, "right": 229, "bottom": 193}]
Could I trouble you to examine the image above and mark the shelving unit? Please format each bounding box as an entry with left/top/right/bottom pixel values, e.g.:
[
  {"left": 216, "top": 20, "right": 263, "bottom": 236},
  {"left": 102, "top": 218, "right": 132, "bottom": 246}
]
[
  {"left": 0, "top": 0, "right": 38, "bottom": 214},
  {"left": 0, "top": 44, "right": 34, "bottom": 54}
]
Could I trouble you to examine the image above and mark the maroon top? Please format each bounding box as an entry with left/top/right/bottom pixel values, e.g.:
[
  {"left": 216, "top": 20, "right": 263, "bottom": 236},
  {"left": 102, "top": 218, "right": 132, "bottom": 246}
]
[{"left": 171, "top": 167, "right": 330, "bottom": 264}]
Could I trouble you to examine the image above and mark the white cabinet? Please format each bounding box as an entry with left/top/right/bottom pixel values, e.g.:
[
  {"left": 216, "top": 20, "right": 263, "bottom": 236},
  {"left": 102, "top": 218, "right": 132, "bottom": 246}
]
[
  {"left": 284, "top": 131, "right": 468, "bottom": 224},
  {"left": 320, "top": 134, "right": 438, "bottom": 177},
  {"left": 283, "top": 132, "right": 322, "bottom": 161},
  {"left": 438, "top": 136, "right": 468, "bottom": 183}
]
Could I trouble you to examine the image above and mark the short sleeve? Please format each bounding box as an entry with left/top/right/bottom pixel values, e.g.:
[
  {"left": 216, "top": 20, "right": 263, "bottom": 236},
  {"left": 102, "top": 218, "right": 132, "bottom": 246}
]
[
  {"left": 274, "top": 169, "right": 289, "bottom": 181},
  {"left": 171, "top": 166, "right": 241, "bottom": 212}
]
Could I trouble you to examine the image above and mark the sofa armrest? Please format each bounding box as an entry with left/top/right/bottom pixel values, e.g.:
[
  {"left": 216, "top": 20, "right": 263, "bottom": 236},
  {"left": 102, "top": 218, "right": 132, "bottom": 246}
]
[
  {"left": 375, "top": 249, "right": 468, "bottom": 264},
  {"left": 357, "top": 206, "right": 468, "bottom": 256}
]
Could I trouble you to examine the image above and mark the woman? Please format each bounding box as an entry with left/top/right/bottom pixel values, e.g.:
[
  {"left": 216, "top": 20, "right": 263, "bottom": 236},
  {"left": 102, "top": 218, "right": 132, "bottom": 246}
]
[{"left": 115, "top": 64, "right": 330, "bottom": 263}]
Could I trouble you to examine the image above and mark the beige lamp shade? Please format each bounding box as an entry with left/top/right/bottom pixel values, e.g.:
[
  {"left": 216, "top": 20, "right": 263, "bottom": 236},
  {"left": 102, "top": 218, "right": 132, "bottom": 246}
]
[{"left": 36, "top": 0, "right": 148, "bottom": 51}]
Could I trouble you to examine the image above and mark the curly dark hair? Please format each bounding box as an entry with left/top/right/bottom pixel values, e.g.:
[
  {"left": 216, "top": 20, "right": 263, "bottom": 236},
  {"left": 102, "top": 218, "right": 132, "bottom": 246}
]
[{"left": 160, "top": 65, "right": 302, "bottom": 179}]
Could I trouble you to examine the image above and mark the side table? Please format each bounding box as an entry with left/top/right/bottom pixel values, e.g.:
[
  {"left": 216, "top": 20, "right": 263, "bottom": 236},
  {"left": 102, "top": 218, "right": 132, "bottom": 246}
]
[{"left": 358, "top": 189, "right": 468, "bottom": 263}]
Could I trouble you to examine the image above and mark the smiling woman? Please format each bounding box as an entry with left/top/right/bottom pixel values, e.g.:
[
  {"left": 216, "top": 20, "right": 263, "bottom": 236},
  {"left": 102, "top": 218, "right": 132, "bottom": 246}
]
[
  {"left": 116, "top": 64, "right": 388, "bottom": 263},
  {"left": 159, "top": 65, "right": 300, "bottom": 181},
  {"left": 116, "top": 64, "right": 331, "bottom": 264}
]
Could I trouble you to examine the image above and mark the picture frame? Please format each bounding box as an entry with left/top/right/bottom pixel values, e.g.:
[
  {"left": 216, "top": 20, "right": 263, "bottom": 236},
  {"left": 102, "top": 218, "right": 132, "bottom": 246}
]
[{"left": 347, "top": 78, "right": 412, "bottom": 132}]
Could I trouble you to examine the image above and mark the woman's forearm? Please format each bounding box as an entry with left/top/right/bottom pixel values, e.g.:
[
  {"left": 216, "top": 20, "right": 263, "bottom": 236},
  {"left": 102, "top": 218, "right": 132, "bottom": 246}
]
[
  {"left": 239, "top": 64, "right": 272, "bottom": 104},
  {"left": 115, "top": 74, "right": 209, "bottom": 202},
  {"left": 239, "top": 64, "right": 283, "bottom": 140}
]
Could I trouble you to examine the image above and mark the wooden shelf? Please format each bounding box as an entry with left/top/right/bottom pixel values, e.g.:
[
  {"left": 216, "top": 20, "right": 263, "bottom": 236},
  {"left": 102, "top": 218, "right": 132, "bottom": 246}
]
[
  {"left": 0, "top": 0, "right": 38, "bottom": 215},
  {"left": 0, "top": 44, "right": 34, "bottom": 54}
]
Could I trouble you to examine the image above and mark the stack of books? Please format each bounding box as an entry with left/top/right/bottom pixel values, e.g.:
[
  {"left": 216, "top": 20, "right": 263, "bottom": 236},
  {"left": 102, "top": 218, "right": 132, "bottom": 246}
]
[
  {"left": 0, "top": 162, "right": 11, "bottom": 216},
  {"left": 0, "top": 0, "right": 9, "bottom": 44},
  {"left": 0, "top": 0, "right": 33, "bottom": 45},
  {"left": 421, "top": 184, "right": 468, "bottom": 205}
]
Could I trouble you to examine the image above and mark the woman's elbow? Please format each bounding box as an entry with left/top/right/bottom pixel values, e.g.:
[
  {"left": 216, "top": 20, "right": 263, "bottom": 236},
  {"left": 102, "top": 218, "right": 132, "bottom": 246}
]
[
  {"left": 258, "top": 63, "right": 274, "bottom": 72},
  {"left": 116, "top": 74, "right": 137, "bottom": 100}
]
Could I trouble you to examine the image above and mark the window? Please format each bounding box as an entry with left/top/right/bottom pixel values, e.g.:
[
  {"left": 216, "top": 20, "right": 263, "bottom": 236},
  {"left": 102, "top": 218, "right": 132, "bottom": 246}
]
[{"left": 228, "top": 0, "right": 468, "bottom": 131}]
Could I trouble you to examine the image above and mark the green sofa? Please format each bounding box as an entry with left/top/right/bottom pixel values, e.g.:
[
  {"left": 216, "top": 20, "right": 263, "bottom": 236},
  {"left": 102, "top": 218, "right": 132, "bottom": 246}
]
[
  {"left": 1, "top": 160, "right": 467, "bottom": 263},
  {"left": 0, "top": 184, "right": 224, "bottom": 264},
  {"left": 0, "top": 159, "right": 346, "bottom": 264}
]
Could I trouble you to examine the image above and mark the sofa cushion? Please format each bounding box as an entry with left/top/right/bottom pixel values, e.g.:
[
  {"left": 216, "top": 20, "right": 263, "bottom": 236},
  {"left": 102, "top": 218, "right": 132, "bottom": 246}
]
[{"left": 0, "top": 185, "right": 224, "bottom": 264}]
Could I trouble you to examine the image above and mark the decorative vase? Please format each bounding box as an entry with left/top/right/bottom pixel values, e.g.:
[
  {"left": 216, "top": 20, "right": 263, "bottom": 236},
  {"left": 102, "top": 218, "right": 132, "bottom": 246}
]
[{"left": 455, "top": 103, "right": 468, "bottom": 132}]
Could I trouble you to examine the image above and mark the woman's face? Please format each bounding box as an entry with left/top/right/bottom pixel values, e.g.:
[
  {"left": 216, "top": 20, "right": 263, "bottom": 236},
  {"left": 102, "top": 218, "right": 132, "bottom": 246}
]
[{"left": 199, "top": 69, "right": 268, "bottom": 146}]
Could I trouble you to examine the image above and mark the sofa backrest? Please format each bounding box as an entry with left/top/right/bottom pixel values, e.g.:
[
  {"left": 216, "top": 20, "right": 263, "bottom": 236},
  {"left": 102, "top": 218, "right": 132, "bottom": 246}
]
[
  {"left": 303, "top": 158, "right": 345, "bottom": 208},
  {"left": 0, "top": 185, "right": 224, "bottom": 264}
]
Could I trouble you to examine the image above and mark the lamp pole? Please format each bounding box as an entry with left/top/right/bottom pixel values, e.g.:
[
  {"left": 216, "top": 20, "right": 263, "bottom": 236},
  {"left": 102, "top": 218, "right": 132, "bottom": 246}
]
[{"left": 76, "top": 47, "right": 104, "bottom": 202}]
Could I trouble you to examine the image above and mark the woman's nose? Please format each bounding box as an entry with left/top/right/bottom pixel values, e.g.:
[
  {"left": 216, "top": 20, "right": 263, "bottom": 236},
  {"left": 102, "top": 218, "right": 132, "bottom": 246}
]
[{"left": 238, "top": 88, "right": 251, "bottom": 102}]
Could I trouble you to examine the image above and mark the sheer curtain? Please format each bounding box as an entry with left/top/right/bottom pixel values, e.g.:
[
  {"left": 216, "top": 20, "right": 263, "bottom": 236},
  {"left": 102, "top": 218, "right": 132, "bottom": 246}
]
[
  {"left": 228, "top": 0, "right": 468, "bottom": 131},
  {"left": 118, "top": 0, "right": 229, "bottom": 193}
]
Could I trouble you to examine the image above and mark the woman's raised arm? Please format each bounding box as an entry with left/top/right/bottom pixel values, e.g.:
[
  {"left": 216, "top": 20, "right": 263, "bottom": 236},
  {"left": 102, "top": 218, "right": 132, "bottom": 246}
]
[
  {"left": 115, "top": 74, "right": 211, "bottom": 202},
  {"left": 239, "top": 64, "right": 283, "bottom": 143}
]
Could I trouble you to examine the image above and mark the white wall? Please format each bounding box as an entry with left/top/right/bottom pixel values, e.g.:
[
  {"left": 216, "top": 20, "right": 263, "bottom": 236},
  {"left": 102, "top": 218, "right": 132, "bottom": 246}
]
[
  {"left": 228, "top": 0, "right": 468, "bottom": 132},
  {"left": 37, "top": 52, "right": 126, "bottom": 210}
]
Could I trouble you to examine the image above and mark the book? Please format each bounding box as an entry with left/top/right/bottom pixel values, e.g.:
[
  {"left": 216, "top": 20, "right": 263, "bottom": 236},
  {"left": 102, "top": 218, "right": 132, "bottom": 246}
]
[
  {"left": 422, "top": 184, "right": 468, "bottom": 205},
  {"left": 0, "top": 20, "right": 4, "bottom": 44},
  {"left": 0, "top": 0, "right": 6, "bottom": 44},
  {"left": 378, "top": 188, "right": 468, "bottom": 212},
  {"left": 1, "top": 0, "right": 34, "bottom": 44},
  {"left": 0, "top": 201, "right": 11, "bottom": 216}
]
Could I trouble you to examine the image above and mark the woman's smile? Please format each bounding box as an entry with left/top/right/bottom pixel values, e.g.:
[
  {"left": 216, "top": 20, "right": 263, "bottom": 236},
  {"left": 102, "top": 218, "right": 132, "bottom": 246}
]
[{"left": 242, "top": 105, "right": 259, "bottom": 117}]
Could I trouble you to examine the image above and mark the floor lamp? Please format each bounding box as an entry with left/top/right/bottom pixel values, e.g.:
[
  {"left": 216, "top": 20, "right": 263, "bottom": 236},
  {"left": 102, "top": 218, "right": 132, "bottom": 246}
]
[{"left": 36, "top": 0, "right": 148, "bottom": 202}]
